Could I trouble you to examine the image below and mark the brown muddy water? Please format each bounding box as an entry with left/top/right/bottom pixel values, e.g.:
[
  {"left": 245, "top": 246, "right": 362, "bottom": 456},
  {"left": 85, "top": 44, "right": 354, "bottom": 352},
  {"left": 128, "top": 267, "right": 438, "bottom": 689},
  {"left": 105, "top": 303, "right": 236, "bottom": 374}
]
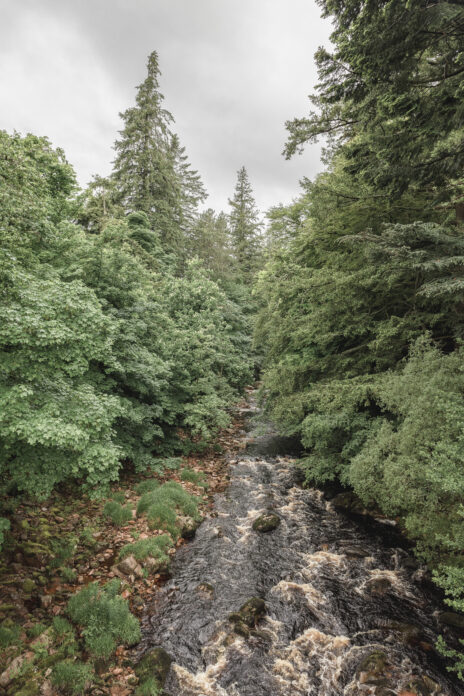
[{"left": 139, "top": 398, "right": 464, "bottom": 696}]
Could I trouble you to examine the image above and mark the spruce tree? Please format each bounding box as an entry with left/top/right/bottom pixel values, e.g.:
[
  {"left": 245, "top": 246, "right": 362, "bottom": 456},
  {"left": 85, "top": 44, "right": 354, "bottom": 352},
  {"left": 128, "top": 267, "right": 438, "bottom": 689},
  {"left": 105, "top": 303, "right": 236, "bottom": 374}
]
[
  {"left": 228, "top": 166, "right": 262, "bottom": 279},
  {"left": 170, "top": 133, "right": 207, "bottom": 237},
  {"left": 112, "top": 51, "right": 183, "bottom": 251}
]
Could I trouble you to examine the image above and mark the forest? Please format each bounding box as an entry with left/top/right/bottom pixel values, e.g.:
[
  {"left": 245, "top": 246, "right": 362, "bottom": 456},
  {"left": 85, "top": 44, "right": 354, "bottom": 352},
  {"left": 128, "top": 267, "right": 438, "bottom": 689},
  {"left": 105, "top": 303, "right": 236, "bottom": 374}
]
[{"left": 1, "top": 0, "right": 464, "bottom": 694}]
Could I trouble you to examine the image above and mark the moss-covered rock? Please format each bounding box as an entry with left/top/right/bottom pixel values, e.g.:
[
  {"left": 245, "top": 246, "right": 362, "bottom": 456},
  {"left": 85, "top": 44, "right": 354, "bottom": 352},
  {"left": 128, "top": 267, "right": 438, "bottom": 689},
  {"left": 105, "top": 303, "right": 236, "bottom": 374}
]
[
  {"left": 332, "top": 491, "right": 367, "bottom": 515},
  {"left": 357, "top": 650, "right": 388, "bottom": 681},
  {"left": 229, "top": 597, "right": 266, "bottom": 637},
  {"left": 135, "top": 647, "right": 172, "bottom": 687},
  {"left": 438, "top": 611, "right": 464, "bottom": 630},
  {"left": 22, "top": 579, "right": 35, "bottom": 595},
  {"left": 252, "top": 513, "right": 280, "bottom": 533}
]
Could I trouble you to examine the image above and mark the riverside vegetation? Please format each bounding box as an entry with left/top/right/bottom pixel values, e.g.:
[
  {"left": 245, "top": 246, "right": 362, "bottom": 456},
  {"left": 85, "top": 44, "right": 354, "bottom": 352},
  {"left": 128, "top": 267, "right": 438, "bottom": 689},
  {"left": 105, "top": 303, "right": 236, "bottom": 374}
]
[{"left": 2, "top": 0, "right": 464, "bottom": 691}]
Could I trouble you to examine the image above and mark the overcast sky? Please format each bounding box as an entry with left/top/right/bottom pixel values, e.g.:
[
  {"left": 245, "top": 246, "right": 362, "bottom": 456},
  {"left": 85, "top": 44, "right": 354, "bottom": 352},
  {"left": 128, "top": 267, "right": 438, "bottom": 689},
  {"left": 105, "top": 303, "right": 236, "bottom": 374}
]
[{"left": 0, "top": 0, "right": 332, "bottom": 214}]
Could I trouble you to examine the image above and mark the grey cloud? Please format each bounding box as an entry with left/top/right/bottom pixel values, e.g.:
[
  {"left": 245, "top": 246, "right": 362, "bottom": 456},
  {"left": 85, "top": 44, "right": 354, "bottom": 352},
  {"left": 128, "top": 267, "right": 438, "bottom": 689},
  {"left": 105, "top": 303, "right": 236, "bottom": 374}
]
[{"left": 0, "top": 0, "right": 332, "bottom": 213}]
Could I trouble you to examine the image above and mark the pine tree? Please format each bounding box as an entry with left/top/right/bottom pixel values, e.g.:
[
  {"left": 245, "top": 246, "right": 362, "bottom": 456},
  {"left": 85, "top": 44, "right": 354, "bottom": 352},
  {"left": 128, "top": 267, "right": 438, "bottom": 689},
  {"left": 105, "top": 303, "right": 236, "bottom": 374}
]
[
  {"left": 228, "top": 166, "right": 262, "bottom": 279},
  {"left": 112, "top": 51, "right": 183, "bottom": 250}
]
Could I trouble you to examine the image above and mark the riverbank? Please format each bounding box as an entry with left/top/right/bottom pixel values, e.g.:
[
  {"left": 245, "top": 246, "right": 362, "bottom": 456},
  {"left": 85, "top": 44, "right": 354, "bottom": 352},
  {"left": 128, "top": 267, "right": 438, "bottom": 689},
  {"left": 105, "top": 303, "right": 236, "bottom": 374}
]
[{"left": 0, "top": 392, "right": 253, "bottom": 695}]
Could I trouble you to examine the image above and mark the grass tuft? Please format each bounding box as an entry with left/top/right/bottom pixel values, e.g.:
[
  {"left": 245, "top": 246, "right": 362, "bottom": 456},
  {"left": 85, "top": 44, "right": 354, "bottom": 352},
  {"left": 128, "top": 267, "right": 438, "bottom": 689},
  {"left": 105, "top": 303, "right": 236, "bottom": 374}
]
[
  {"left": 52, "top": 659, "right": 93, "bottom": 695},
  {"left": 67, "top": 579, "right": 140, "bottom": 659},
  {"left": 103, "top": 501, "right": 133, "bottom": 525},
  {"left": 118, "top": 535, "right": 173, "bottom": 562}
]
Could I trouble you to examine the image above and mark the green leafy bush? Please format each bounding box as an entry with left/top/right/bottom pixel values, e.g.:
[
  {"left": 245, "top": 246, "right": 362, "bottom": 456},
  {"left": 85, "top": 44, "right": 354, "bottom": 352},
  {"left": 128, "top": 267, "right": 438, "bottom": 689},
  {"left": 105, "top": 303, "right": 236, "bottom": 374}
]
[
  {"left": 103, "top": 501, "right": 133, "bottom": 526},
  {"left": 118, "top": 535, "right": 173, "bottom": 562},
  {"left": 52, "top": 660, "right": 93, "bottom": 695},
  {"left": 67, "top": 579, "right": 140, "bottom": 658}
]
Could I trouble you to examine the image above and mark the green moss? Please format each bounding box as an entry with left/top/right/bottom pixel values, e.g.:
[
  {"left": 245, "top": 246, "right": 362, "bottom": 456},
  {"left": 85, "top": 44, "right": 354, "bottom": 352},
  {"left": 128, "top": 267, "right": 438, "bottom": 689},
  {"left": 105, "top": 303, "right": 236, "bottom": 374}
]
[
  {"left": 252, "top": 513, "right": 281, "bottom": 533},
  {"left": 135, "top": 647, "right": 172, "bottom": 687}
]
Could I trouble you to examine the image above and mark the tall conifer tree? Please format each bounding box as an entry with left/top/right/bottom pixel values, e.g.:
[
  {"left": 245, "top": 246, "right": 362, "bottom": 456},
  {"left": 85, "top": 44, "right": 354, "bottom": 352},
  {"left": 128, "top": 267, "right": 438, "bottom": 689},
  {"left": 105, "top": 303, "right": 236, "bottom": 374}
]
[
  {"left": 112, "top": 51, "right": 204, "bottom": 252},
  {"left": 228, "top": 166, "right": 262, "bottom": 279}
]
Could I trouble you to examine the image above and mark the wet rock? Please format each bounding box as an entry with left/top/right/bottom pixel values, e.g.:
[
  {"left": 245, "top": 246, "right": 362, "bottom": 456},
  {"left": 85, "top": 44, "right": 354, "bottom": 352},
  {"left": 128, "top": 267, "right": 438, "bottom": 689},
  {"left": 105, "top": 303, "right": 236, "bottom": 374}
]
[
  {"left": 178, "top": 516, "right": 201, "bottom": 540},
  {"left": 405, "top": 675, "right": 442, "bottom": 695},
  {"left": 386, "top": 621, "right": 423, "bottom": 646},
  {"left": 229, "top": 597, "right": 266, "bottom": 637},
  {"left": 332, "top": 491, "right": 367, "bottom": 515},
  {"left": 195, "top": 582, "right": 214, "bottom": 598},
  {"left": 357, "top": 651, "right": 389, "bottom": 685},
  {"left": 144, "top": 556, "right": 169, "bottom": 574},
  {"left": 0, "top": 654, "right": 28, "bottom": 687},
  {"left": 117, "top": 555, "right": 144, "bottom": 578},
  {"left": 252, "top": 512, "right": 281, "bottom": 533},
  {"left": 342, "top": 545, "right": 371, "bottom": 558},
  {"left": 365, "top": 577, "right": 392, "bottom": 596},
  {"left": 438, "top": 611, "right": 464, "bottom": 630},
  {"left": 135, "top": 646, "right": 172, "bottom": 686},
  {"left": 40, "top": 595, "right": 52, "bottom": 608}
]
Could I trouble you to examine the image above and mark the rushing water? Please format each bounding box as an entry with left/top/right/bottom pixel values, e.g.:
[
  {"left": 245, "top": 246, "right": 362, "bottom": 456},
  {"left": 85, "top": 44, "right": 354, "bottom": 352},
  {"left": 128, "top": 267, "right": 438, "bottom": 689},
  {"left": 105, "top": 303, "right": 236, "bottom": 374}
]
[{"left": 140, "top": 399, "right": 464, "bottom": 696}]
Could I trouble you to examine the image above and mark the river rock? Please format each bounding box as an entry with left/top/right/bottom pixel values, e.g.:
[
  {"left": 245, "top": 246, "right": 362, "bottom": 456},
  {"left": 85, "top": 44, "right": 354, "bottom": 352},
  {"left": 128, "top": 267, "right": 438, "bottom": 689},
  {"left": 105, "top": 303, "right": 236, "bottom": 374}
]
[
  {"left": 252, "top": 512, "right": 281, "bottom": 533},
  {"left": 117, "top": 555, "right": 144, "bottom": 578},
  {"left": 229, "top": 597, "right": 266, "bottom": 637},
  {"left": 331, "top": 491, "right": 367, "bottom": 515},
  {"left": 357, "top": 650, "right": 388, "bottom": 684},
  {"left": 365, "top": 577, "right": 392, "bottom": 596},
  {"left": 135, "top": 647, "right": 172, "bottom": 686},
  {"left": 178, "top": 516, "right": 200, "bottom": 540},
  {"left": 438, "top": 611, "right": 464, "bottom": 630}
]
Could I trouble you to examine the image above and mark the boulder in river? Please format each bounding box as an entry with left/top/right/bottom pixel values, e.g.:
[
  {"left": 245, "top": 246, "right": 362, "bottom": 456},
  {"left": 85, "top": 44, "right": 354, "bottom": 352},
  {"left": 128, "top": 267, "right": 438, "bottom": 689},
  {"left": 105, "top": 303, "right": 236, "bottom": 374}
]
[
  {"left": 229, "top": 597, "right": 266, "bottom": 637},
  {"left": 252, "top": 512, "right": 281, "bottom": 533},
  {"left": 438, "top": 611, "right": 464, "bottom": 630},
  {"left": 135, "top": 646, "right": 172, "bottom": 687}
]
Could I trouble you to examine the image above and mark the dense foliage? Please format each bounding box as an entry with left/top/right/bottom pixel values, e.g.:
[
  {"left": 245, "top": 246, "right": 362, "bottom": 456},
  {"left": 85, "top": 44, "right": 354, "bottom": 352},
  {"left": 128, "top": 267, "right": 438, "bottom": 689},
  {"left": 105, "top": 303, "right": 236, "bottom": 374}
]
[
  {"left": 0, "top": 53, "right": 256, "bottom": 522},
  {"left": 256, "top": 0, "right": 464, "bottom": 673}
]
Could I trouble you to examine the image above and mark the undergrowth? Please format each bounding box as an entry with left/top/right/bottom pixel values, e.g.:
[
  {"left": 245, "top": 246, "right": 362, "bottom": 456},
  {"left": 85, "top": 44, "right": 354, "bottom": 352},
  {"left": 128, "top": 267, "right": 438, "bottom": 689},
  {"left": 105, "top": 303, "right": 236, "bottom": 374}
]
[{"left": 67, "top": 579, "right": 141, "bottom": 659}]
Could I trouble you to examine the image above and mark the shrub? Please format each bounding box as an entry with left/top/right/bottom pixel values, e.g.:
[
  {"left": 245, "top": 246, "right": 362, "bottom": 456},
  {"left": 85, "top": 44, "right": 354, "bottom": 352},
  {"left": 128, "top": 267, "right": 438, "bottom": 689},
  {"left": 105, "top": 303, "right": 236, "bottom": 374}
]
[
  {"left": 118, "top": 535, "right": 173, "bottom": 562},
  {"left": 67, "top": 579, "right": 140, "bottom": 658},
  {"left": 103, "top": 501, "right": 133, "bottom": 526},
  {"left": 52, "top": 660, "right": 93, "bottom": 695}
]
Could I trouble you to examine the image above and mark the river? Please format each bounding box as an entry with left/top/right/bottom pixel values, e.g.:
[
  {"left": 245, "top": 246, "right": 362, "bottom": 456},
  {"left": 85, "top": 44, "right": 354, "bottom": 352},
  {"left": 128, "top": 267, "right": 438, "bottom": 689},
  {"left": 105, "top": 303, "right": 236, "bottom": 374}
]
[{"left": 139, "top": 395, "right": 464, "bottom": 696}]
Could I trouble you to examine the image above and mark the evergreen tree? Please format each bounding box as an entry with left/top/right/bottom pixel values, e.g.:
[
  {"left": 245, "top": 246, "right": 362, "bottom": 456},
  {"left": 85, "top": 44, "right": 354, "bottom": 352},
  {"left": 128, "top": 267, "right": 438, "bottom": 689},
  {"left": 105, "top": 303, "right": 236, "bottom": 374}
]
[
  {"left": 112, "top": 51, "right": 183, "bottom": 250},
  {"left": 285, "top": 0, "right": 464, "bottom": 214},
  {"left": 228, "top": 166, "right": 263, "bottom": 279},
  {"left": 188, "top": 209, "right": 235, "bottom": 281},
  {"left": 170, "top": 133, "right": 207, "bottom": 237}
]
